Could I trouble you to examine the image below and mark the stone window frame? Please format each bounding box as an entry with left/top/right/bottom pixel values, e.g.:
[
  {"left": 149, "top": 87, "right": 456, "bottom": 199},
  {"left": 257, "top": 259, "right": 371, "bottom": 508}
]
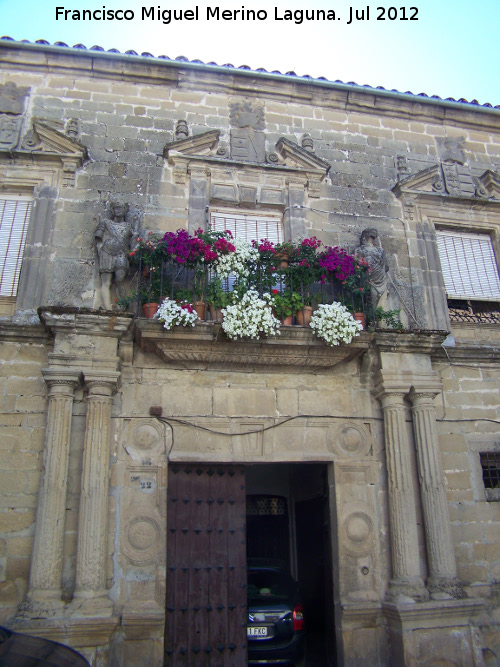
[
  {"left": 467, "top": 435, "right": 500, "bottom": 502},
  {"left": 435, "top": 228, "right": 500, "bottom": 302},
  {"left": 0, "top": 166, "right": 58, "bottom": 314},
  {"left": 0, "top": 193, "right": 33, "bottom": 301},
  {"left": 430, "top": 216, "right": 500, "bottom": 327}
]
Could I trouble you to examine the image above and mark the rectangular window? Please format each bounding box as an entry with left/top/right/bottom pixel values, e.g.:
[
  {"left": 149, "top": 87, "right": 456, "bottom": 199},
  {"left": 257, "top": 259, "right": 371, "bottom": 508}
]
[
  {"left": 436, "top": 230, "right": 500, "bottom": 301},
  {"left": 211, "top": 211, "right": 283, "bottom": 244},
  {"left": 480, "top": 452, "right": 500, "bottom": 501},
  {"left": 0, "top": 195, "right": 32, "bottom": 297}
]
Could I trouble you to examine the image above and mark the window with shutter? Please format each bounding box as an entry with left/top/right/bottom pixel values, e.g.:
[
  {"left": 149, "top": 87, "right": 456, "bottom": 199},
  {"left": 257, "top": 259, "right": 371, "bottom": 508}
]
[
  {"left": 436, "top": 230, "right": 500, "bottom": 323},
  {"left": 436, "top": 231, "right": 500, "bottom": 301},
  {"left": 210, "top": 211, "right": 283, "bottom": 244},
  {"left": 0, "top": 195, "right": 32, "bottom": 297}
]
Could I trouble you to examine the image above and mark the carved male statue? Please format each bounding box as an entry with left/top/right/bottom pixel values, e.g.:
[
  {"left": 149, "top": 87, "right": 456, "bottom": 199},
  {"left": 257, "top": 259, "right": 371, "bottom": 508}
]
[
  {"left": 94, "top": 200, "right": 139, "bottom": 310},
  {"left": 355, "top": 228, "right": 389, "bottom": 311}
]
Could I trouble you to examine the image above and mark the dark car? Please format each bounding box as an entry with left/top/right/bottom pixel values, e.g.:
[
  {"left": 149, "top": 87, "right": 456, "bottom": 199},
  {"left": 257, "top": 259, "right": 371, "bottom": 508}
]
[
  {"left": 247, "top": 562, "right": 306, "bottom": 666},
  {"left": 0, "top": 625, "right": 90, "bottom": 666}
]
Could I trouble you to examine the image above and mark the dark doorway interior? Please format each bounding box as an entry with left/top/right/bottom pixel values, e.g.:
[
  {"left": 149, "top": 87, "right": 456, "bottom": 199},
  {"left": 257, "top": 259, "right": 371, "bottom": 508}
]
[{"left": 246, "top": 464, "right": 334, "bottom": 666}]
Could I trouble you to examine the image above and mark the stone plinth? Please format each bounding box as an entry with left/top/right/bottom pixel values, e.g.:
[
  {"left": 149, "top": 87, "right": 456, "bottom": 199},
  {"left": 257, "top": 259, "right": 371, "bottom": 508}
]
[{"left": 383, "top": 598, "right": 485, "bottom": 666}]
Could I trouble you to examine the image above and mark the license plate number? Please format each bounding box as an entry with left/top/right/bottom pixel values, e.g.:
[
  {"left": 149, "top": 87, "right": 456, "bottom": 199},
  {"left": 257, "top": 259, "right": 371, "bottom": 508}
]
[{"left": 247, "top": 626, "right": 268, "bottom": 637}]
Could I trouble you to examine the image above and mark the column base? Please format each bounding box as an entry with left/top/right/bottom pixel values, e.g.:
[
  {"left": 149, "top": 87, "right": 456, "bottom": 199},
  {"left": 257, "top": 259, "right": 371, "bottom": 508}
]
[
  {"left": 69, "top": 593, "right": 114, "bottom": 618},
  {"left": 428, "top": 575, "right": 464, "bottom": 600},
  {"left": 15, "top": 594, "right": 65, "bottom": 620},
  {"left": 383, "top": 598, "right": 485, "bottom": 667},
  {"left": 386, "top": 577, "right": 429, "bottom": 603}
]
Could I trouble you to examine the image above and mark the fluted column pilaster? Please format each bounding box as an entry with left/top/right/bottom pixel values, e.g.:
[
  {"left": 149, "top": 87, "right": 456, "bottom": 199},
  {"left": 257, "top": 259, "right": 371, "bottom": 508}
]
[
  {"left": 375, "top": 387, "right": 428, "bottom": 601},
  {"left": 26, "top": 369, "right": 82, "bottom": 611},
  {"left": 73, "top": 371, "right": 119, "bottom": 614},
  {"left": 409, "top": 387, "right": 461, "bottom": 597}
]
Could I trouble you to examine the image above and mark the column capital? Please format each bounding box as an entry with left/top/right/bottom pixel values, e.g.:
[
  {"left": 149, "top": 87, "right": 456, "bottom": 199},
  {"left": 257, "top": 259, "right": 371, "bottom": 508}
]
[
  {"left": 41, "top": 367, "right": 83, "bottom": 389},
  {"left": 373, "top": 373, "right": 411, "bottom": 403},
  {"left": 83, "top": 370, "right": 120, "bottom": 396},
  {"left": 408, "top": 382, "right": 442, "bottom": 404}
]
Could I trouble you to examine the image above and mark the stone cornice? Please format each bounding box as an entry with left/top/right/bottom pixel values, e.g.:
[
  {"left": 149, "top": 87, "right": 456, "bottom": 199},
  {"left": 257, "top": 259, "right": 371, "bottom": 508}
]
[
  {"left": 432, "top": 342, "right": 500, "bottom": 364},
  {"left": 167, "top": 150, "right": 328, "bottom": 178},
  {"left": 38, "top": 308, "right": 133, "bottom": 338},
  {"left": 1, "top": 41, "right": 499, "bottom": 132},
  {"left": 0, "top": 321, "right": 49, "bottom": 342},
  {"left": 134, "top": 319, "right": 370, "bottom": 372},
  {"left": 374, "top": 331, "right": 449, "bottom": 356}
]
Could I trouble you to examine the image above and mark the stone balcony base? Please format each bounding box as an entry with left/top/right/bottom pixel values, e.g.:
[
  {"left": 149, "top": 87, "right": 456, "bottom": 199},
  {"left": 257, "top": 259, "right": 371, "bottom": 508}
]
[{"left": 134, "top": 319, "right": 371, "bottom": 372}]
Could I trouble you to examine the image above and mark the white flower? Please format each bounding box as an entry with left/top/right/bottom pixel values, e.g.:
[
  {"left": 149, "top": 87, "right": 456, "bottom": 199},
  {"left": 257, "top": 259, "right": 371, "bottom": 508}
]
[
  {"left": 221, "top": 290, "right": 281, "bottom": 340},
  {"left": 213, "top": 239, "right": 259, "bottom": 279},
  {"left": 309, "top": 302, "right": 362, "bottom": 346},
  {"left": 154, "top": 297, "right": 199, "bottom": 329}
]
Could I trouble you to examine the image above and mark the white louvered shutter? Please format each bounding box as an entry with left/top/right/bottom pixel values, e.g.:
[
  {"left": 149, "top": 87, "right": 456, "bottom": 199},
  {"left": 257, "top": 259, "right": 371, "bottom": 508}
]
[
  {"left": 211, "top": 211, "right": 283, "bottom": 244},
  {"left": 436, "top": 230, "right": 500, "bottom": 301},
  {"left": 0, "top": 196, "right": 32, "bottom": 297}
]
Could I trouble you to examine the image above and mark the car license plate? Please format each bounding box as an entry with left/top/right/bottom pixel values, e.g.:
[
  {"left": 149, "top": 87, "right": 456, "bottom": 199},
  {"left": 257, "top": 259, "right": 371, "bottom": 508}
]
[{"left": 247, "top": 626, "right": 268, "bottom": 637}]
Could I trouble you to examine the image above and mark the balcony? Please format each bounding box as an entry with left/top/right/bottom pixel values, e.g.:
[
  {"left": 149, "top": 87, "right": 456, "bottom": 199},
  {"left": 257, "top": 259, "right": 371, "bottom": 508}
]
[{"left": 124, "top": 230, "right": 393, "bottom": 371}]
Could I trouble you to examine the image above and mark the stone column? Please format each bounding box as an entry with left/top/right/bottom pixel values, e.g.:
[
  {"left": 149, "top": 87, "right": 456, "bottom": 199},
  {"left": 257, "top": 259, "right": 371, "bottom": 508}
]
[
  {"left": 73, "top": 371, "right": 119, "bottom": 614},
  {"left": 25, "top": 369, "right": 82, "bottom": 613},
  {"left": 409, "top": 387, "right": 461, "bottom": 597},
  {"left": 374, "top": 385, "right": 428, "bottom": 601}
]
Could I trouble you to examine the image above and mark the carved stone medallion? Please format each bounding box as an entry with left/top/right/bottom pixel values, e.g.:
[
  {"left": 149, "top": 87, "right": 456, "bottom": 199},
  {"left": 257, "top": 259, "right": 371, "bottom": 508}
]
[{"left": 328, "top": 422, "right": 372, "bottom": 458}]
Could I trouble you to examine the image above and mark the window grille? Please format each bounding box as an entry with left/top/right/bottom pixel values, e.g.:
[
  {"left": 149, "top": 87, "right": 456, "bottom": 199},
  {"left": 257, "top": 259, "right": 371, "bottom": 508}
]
[
  {"left": 480, "top": 452, "right": 500, "bottom": 501},
  {"left": 0, "top": 196, "right": 32, "bottom": 297},
  {"left": 211, "top": 211, "right": 283, "bottom": 244},
  {"left": 436, "top": 230, "right": 500, "bottom": 301},
  {"left": 246, "top": 495, "right": 288, "bottom": 516}
]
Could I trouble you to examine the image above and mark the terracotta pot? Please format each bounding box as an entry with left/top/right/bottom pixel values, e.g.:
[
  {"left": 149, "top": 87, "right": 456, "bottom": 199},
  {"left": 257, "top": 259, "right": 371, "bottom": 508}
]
[
  {"left": 295, "top": 306, "right": 313, "bottom": 326},
  {"left": 209, "top": 305, "right": 224, "bottom": 322},
  {"left": 142, "top": 302, "right": 159, "bottom": 318},
  {"left": 354, "top": 312, "right": 366, "bottom": 329},
  {"left": 194, "top": 301, "right": 206, "bottom": 320},
  {"left": 275, "top": 252, "right": 289, "bottom": 270}
]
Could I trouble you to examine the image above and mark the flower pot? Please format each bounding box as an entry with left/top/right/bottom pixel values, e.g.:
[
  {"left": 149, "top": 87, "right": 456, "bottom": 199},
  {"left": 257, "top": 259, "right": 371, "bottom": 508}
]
[
  {"left": 142, "top": 302, "right": 159, "bottom": 318},
  {"left": 295, "top": 305, "right": 313, "bottom": 326},
  {"left": 209, "top": 305, "right": 224, "bottom": 322},
  {"left": 194, "top": 301, "right": 206, "bottom": 320},
  {"left": 354, "top": 312, "right": 366, "bottom": 329},
  {"left": 275, "top": 252, "right": 289, "bottom": 270}
]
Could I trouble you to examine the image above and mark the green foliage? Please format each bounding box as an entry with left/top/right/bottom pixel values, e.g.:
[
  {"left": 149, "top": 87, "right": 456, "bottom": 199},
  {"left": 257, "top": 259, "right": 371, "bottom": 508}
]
[
  {"left": 374, "top": 307, "right": 404, "bottom": 331},
  {"left": 272, "top": 290, "right": 304, "bottom": 319}
]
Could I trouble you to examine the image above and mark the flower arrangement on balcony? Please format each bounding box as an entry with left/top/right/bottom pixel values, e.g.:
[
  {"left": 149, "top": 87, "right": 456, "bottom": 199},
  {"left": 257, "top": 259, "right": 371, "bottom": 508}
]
[
  {"left": 154, "top": 297, "right": 199, "bottom": 330},
  {"left": 214, "top": 238, "right": 259, "bottom": 280},
  {"left": 309, "top": 302, "right": 363, "bottom": 346},
  {"left": 131, "top": 227, "right": 375, "bottom": 340},
  {"left": 221, "top": 289, "right": 281, "bottom": 340}
]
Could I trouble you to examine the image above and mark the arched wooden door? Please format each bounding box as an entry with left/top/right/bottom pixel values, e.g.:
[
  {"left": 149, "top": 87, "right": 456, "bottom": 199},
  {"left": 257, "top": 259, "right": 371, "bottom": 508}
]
[{"left": 165, "top": 464, "right": 247, "bottom": 666}]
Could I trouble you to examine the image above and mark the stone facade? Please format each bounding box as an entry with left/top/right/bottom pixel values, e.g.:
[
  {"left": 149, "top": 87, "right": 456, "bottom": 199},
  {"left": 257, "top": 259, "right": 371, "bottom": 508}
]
[{"left": 0, "top": 39, "right": 500, "bottom": 666}]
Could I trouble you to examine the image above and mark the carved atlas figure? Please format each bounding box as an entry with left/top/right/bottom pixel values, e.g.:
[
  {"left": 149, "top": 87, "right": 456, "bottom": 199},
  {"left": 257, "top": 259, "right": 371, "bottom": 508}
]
[
  {"left": 94, "top": 200, "right": 140, "bottom": 310},
  {"left": 355, "top": 227, "right": 389, "bottom": 311}
]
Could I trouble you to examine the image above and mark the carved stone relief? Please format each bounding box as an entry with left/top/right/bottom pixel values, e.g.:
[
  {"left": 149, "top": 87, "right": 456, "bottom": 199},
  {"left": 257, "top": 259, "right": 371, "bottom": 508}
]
[
  {"left": 0, "top": 115, "right": 22, "bottom": 150},
  {"left": 229, "top": 99, "right": 266, "bottom": 163},
  {"left": 327, "top": 422, "right": 373, "bottom": 459},
  {"left": 0, "top": 81, "right": 29, "bottom": 114},
  {"left": 117, "top": 418, "right": 168, "bottom": 613},
  {"left": 334, "top": 462, "right": 381, "bottom": 602}
]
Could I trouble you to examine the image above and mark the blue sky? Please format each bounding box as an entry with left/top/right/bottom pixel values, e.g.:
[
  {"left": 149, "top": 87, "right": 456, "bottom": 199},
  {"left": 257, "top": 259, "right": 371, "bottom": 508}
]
[{"left": 1, "top": 0, "right": 499, "bottom": 105}]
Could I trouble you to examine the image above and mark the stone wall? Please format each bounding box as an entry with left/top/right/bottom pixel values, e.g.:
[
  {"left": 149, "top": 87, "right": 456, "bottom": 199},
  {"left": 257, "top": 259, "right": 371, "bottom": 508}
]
[{"left": 0, "top": 41, "right": 499, "bottom": 665}]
